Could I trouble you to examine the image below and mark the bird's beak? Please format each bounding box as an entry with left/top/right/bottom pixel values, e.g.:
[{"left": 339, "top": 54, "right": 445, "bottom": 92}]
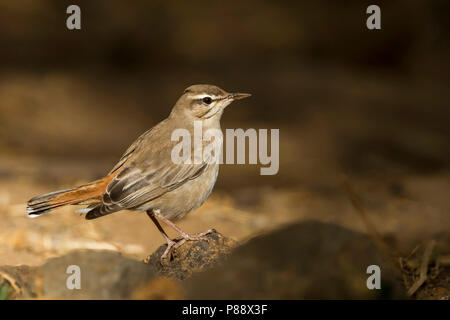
[{"left": 230, "top": 93, "right": 251, "bottom": 100}]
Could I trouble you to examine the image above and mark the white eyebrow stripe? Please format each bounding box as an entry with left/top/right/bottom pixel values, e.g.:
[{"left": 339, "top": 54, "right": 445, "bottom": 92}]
[{"left": 191, "top": 94, "right": 220, "bottom": 100}]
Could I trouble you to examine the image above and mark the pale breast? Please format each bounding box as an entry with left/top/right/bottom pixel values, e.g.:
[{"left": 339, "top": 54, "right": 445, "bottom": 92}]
[{"left": 135, "top": 117, "right": 222, "bottom": 220}]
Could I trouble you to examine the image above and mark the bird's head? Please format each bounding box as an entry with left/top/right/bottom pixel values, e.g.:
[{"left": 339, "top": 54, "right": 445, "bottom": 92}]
[{"left": 171, "top": 84, "right": 251, "bottom": 121}]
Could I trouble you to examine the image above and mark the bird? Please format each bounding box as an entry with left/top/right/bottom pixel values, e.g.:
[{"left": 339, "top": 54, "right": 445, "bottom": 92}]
[{"left": 26, "top": 84, "right": 251, "bottom": 263}]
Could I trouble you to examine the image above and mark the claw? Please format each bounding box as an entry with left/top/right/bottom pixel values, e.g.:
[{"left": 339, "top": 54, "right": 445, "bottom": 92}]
[
  {"left": 160, "top": 239, "right": 177, "bottom": 264},
  {"left": 177, "top": 229, "right": 214, "bottom": 242},
  {"left": 159, "top": 229, "right": 215, "bottom": 264},
  {"left": 149, "top": 209, "right": 216, "bottom": 265}
]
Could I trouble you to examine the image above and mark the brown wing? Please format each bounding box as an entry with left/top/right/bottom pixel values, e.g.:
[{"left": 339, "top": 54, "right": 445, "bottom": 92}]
[
  {"left": 85, "top": 120, "right": 210, "bottom": 219},
  {"left": 85, "top": 162, "right": 208, "bottom": 219},
  {"left": 109, "top": 161, "right": 207, "bottom": 207}
]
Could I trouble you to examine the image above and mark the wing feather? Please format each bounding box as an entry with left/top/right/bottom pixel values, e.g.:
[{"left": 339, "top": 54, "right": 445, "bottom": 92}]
[{"left": 85, "top": 117, "right": 211, "bottom": 219}]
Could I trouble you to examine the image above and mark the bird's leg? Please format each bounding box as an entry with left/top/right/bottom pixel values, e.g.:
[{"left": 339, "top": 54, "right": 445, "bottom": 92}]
[
  {"left": 146, "top": 211, "right": 178, "bottom": 263},
  {"left": 153, "top": 210, "right": 215, "bottom": 244}
]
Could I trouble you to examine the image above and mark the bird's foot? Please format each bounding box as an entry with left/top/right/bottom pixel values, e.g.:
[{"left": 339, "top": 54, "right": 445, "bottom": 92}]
[
  {"left": 160, "top": 238, "right": 178, "bottom": 265},
  {"left": 159, "top": 229, "right": 216, "bottom": 264},
  {"left": 176, "top": 228, "right": 216, "bottom": 242}
]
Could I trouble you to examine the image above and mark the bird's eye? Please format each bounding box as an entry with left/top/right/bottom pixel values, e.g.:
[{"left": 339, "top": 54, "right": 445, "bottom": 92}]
[{"left": 202, "top": 97, "right": 212, "bottom": 104}]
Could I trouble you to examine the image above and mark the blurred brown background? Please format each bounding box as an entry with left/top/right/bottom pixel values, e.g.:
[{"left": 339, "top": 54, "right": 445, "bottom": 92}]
[{"left": 0, "top": 0, "right": 449, "bottom": 294}]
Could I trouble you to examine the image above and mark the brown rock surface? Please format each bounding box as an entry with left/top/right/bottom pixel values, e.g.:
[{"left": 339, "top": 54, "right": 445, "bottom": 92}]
[
  {"left": 0, "top": 231, "right": 237, "bottom": 299},
  {"left": 144, "top": 230, "right": 237, "bottom": 280},
  {"left": 182, "top": 221, "right": 407, "bottom": 299},
  {"left": 3, "top": 222, "right": 448, "bottom": 299},
  {"left": 2, "top": 251, "right": 158, "bottom": 299}
]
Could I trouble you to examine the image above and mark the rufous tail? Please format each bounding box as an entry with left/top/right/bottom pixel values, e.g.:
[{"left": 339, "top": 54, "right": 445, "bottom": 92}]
[{"left": 26, "top": 175, "right": 113, "bottom": 217}]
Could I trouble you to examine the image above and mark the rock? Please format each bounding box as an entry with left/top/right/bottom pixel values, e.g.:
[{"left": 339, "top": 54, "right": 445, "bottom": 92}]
[
  {"left": 181, "top": 220, "right": 407, "bottom": 299},
  {"left": 0, "top": 231, "right": 236, "bottom": 299},
  {"left": 1, "top": 222, "right": 408, "bottom": 299},
  {"left": 39, "top": 250, "right": 157, "bottom": 299},
  {"left": 144, "top": 230, "right": 237, "bottom": 280},
  {"left": 1, "top": 250, "right": 158, "bottom": 299}
]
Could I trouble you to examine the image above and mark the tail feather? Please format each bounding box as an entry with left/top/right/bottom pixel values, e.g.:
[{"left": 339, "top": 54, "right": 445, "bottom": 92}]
[{"left": 26, "top": 176, "right": 113, "bottom": 217}]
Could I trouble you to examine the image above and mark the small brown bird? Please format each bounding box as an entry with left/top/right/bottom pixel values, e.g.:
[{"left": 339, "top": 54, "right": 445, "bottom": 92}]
[{"left": 27, "top": 84, "right": 250, "bottom": 262}]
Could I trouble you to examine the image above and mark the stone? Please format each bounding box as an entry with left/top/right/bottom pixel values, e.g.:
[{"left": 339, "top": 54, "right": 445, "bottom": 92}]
[
  {"left": 182, "top": 220, "right": 407, "bottom": 299},
  {"left": 144, "top": 230, "right": 237, "bottom": 280}
]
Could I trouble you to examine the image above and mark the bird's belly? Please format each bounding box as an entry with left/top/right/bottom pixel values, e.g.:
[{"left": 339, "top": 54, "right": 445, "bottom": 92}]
[{"left": 139, "top": 164, "right": 219, "bottom": 220}]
